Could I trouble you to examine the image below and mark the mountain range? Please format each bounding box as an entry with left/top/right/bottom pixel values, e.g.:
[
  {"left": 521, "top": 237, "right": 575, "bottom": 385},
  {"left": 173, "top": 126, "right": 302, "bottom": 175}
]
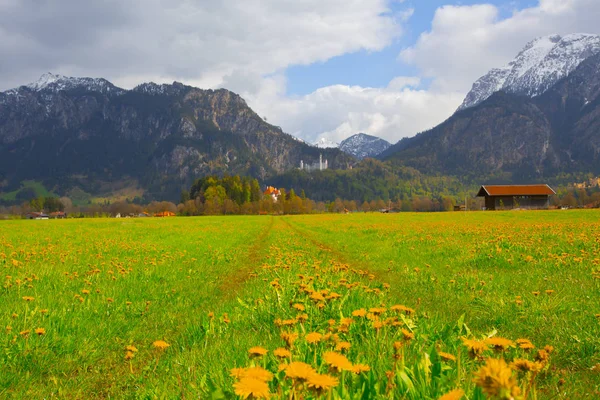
[
  {"left": 0, "top": 74, "right": 353, "bottom": 202},
  {"left": 382, "top": 33, "right": 600, "bottom": 182},
  {"left": 2, "top": 32, "right": 600, "bottom": 204}
]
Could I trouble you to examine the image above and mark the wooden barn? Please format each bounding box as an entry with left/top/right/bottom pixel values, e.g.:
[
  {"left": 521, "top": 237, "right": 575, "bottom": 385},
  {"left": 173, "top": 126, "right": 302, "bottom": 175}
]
[{"left": 477, "top": 184, "right": 555, "bottom": 210}]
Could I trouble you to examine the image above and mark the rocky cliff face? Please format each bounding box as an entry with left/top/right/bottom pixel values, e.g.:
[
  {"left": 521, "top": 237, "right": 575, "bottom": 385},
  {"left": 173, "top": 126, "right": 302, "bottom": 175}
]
[
  {"left": 0, "top": 75, "right": 352, "bottom": 200},
  {"left": 382, "top": 52, "right": 600, "bottom": 180}
]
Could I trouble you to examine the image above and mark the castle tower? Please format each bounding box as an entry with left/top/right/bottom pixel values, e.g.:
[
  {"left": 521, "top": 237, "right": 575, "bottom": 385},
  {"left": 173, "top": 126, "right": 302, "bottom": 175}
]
[{"left": 319, "top": 153, "right": 323, "bottom": 170}]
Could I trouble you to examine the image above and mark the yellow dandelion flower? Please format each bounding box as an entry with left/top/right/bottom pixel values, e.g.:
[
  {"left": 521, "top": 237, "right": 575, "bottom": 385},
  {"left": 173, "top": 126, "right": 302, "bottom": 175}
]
[
  {"left": 545, "top": 290, "right": 554, "bottom": 295},
  {"left": 372, "top": 320, "right": 384, "bottom": 330},
  {"left": 438, "top": 352, "right": 456, "bottom": 362},
  {"left": 307, "top": 373, "right": 339, "bottom": 394},
  {"left": 22, "top": 296, "right": 35, "bottom": 302},
  {"left": 248, "top": 346, "right": 268, "bottom": 357},
  {"left": 297, "top": 313, "right": 309, "bottom": 322},
  {"left": 438, "top": 388, "right": 464, "bottom": 400},
  {"left": 152, "top": 340, "right": 170, "bottom": 350},
  {"left": 390, "top": 304, "right": 415, "bottom": 314},
  {"left": 230, "top": 368, "right": 246, "bottom": 379},
  {"left": 485, "top": 337, "right": 515, "bottom": 351},
  {"left": 125, "top": 351, "right": 135, "bottom": 360},
  {"left": 369, "top": 307, "right": 386, "bottom": 315},
  {"left": 401, "top": 328, "right": 414, "bottom": 341},
  {"left": 273, "top": 347, "right": 291, "bottom": 359},
  {"left": 306, "top": 332, "right": 322, "bottom": 344},
  {"left": 310, "top": 292, "right": 325, "bottom": 302},
  {"left": 281, "top": 331, "right": 298, "bottom": 348},
  {"left": 39, "top": 309, "right": 48, "bottom": 314},
  {"left": 532, "top": 291, "right": 540, "bottom": 296},
  {"left": 335, "top": 341, "right": 351, "bottom": 351},
  {"left": 106, "top": 297, "right": 114, "bottom": 303},
  {"left": 284, "top": 361, "right": 316, "bottom": 381},
  {"left": 233, "top": 377, "right": 271, "bottom": 399},
  {"left": 242, "top": 366, "right": 273, "bottom": 382},
  {"left": 352, "top": 364, "right": 371, "bottom": 374},
  {"left": 473, "top": 358, "right": 521, "bottom": 399},
  {"left": 511, "top": 359, "right": 541, "bottom": 372},
  {"left": 292, "top": 303, "right": 305, "bottom": 311},
  {"left": 20, "top": 330, "right": 30, "bottom": 337},
  {"left": 126, "top": 345, "right": 138, "bottom": 352},
  {"left": 34, "top": 328, "right": 45, "bottom": 336},
  {"left": 352, "top": 308, "right": 367, "bottom": 317},
  {"left": 323, "top": 351, "right": 353, "bottom": 372},
  {"left": 461, "top": 337, "right": 489, "bottom": 356},
  {"left": 81, "top": 289, "right": 90, "bottom": 295}
]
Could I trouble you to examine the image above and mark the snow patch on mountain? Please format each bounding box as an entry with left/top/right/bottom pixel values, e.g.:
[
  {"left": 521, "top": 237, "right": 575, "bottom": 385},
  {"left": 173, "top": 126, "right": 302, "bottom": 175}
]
[
  {"left": 15, "top": 73, "right": 125, "bottom": 95},
  {"left": 313, "top": 137, "right": 339, "bottom": 148},
  {"left": 339, "top": 133, "right": 390, "bottom": 159},
  {"left": 459, "top": 33, "right": 600, "bottom": 110}
]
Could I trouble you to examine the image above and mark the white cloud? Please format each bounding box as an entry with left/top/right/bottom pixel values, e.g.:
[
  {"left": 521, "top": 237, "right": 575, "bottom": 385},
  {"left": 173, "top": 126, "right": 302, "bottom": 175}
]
[
  {"left": 0, "top": 0, "right": 401, "bottom": 91},
  {"left": 242, "top": 76, "right": 463, "bottom": 144},
  {"left": 401, "top": 0, "right": 600, "bottom": 93}
]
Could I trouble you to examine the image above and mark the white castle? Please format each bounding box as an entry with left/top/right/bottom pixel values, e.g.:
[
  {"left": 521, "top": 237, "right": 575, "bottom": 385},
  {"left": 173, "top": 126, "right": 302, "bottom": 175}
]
[{"left": 300, "top": 154, "right": 328, "bottom": 172}]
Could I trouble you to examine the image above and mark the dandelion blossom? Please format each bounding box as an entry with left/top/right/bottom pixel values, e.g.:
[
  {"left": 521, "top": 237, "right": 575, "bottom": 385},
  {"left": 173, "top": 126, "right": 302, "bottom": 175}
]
[
  {"left": 152, "top": 340, "right": 170, "bottom": 350},
  {"left": 461, "top": 337, "right": 489, "bottom": 356},
  {"left": 34, "top": 328, "right": 45, "bottom": 336},
  {"left": 305, "top": 332, "right": 322, "bottom": 344},
  {"left": 352, "top": 364, "right": 371, "bottom": 374},
  {"left": 485, "top": 337, "right": 515, "bottom": 351},
  {"left": 242, "top": 366, "right": 273, "bottom": 382},
  {"left": 233, "top": 377, "right": 271, "bottom": 399},
  {"left": 352, "top": 309, "right": 367, "bottom": 317},
  {"left": 248, "top": 346, "right": 268, "bottom": 358},
  {"left": 473, "top": 358, "right": 521, "bottom": 399},
  {"left": 284, "top": 362, "right": 316, "bottom": 381},
  {"left": 307, "top": 373, "right": 338, "bottom": 394},
  {"left": 273, "top": 348, "right": 291, "bottom": 359},
  {"left": 323, "top": 351, "right": 353, "bottom": 372}
]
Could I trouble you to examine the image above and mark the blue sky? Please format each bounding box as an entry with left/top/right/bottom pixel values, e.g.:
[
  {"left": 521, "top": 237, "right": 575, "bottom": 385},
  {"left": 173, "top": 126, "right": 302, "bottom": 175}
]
[{"left": 285, "top": 0, "right": 538, "bottom": 95}]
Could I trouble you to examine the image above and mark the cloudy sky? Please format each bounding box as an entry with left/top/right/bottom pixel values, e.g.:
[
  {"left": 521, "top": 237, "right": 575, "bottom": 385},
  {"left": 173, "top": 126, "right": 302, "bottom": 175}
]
[{"left": 1, "top": 0, "right": 600, "bottom": 144}]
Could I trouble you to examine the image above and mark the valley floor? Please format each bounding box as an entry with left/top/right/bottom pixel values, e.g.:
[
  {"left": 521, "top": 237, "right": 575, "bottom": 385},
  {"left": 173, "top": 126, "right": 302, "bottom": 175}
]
[{"left": 0, "top": 211, "right": 599, "bottom": 398}]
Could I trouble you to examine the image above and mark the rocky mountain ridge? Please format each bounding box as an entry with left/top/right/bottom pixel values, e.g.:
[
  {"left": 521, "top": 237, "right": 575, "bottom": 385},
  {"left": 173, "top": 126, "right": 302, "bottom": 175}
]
[
  {"left": 339, "top": 133, "right": 390, "bottom": 159},
  {"left": 382, "top": 50, "right": 600, "bottom": 180},
  {"left": 459, "top": 33, "right": 600, "bottom": 110},
  {"left": 0, "top": 74, "right": 353, "bottom": 201}
]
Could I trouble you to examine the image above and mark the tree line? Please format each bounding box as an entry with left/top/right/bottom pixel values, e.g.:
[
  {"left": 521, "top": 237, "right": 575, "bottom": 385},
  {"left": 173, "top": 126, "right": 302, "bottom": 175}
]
[{"left": 2, "top": 175, "right": 600, "bottom": 219}]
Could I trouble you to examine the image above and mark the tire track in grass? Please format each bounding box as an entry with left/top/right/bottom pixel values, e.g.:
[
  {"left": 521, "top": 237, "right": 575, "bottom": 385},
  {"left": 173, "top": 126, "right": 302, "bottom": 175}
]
[
  {"left": 218, "top": 215, "right": 274, "bottom": 299},
  {"left": 280, "top": 216, "right": 392, "bottom": 282}
]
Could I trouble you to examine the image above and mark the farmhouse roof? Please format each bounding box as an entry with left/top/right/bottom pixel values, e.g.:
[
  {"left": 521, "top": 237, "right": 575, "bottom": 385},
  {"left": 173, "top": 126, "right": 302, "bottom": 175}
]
[{"left": 477, "top": 184, "right": 556, "bottom": 197}]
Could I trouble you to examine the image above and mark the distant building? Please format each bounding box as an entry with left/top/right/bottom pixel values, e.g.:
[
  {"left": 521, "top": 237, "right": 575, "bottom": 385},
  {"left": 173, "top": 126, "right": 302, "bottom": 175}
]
[
  {"left": 300, "top": 154, "right": 328, "bottom": 172},
  {"left": 476, "top": 184, "right": 555, "bottom": 210},
  {"left": 264, "top": 186, "right": 281, "bottom": 202},
  {"left": 26, "top": 212, "right": 49, "bottom": 220},
  {"left": 154, "top": 211, "right": 176, "bottom": 217}
]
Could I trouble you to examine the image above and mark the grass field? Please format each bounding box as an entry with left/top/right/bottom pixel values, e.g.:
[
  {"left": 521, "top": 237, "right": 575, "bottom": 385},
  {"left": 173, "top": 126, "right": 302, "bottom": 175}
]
[{"left": 0, "top": 211, "right": 599, "bottom": 399}]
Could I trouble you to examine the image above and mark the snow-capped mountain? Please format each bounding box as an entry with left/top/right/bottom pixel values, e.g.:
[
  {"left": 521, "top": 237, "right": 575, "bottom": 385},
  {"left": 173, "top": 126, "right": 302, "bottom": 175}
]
[
  {"left": 339, "top": 133, "right": 391, "bottom": 160},
  {"left": 313, "top": 137, "right": 339, "bottom": 148},
  {"left": 15, "top": 72, "right": 125, "bottom": 95},
  {"left": 459, "top": 33, "right": 600, "bottom": 110}
]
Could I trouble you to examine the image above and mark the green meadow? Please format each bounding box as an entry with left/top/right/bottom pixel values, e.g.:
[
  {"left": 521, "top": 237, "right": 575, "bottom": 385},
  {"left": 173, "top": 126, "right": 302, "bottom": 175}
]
[{"left": 0, "top": 211, "right": 599, "bottom": 399}]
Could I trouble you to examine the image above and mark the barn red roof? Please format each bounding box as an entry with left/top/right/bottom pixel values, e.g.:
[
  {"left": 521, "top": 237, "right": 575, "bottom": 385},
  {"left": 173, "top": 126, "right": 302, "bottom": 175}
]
[{"left": 477, "top": 184, "right": 555, "bottom": 197}]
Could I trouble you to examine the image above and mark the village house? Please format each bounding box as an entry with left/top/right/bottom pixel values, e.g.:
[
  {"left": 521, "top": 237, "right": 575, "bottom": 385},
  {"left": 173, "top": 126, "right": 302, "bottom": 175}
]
[
  {"left": 476, "top": 184, "right": 555, "bottom": 210},
  {"left": 264, "top": 186, "right": 281, "bottom": 202}
]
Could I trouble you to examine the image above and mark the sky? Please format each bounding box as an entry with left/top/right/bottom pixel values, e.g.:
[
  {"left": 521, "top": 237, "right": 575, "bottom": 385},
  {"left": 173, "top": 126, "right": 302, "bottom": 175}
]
[{"left": 1, "top": 0, "right": 600, "bottom": 144}]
